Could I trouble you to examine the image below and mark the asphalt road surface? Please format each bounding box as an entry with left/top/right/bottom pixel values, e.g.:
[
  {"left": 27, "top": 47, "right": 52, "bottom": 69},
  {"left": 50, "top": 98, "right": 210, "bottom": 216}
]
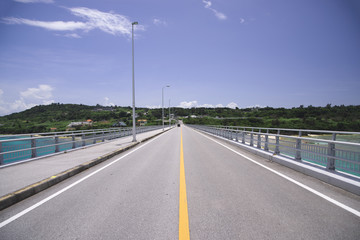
[{"left": 0, "top": 126, "right": 359, "bottom": 239}]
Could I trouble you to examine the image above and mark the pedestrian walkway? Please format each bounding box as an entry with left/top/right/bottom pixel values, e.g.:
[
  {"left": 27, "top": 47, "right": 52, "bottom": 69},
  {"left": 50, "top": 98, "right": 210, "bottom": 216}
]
[{"left": 0, "top": 128, "right": 171, "bottom": 203}]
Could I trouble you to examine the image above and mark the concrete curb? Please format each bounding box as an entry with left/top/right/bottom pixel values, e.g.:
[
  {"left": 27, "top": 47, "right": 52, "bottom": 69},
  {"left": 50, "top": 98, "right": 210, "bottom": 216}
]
[
  {"left": 0, "top": 128, "right": 172, "bottom": 211},
  {"left": 193, "top": 128, "right": 360, "bottom": 196}
]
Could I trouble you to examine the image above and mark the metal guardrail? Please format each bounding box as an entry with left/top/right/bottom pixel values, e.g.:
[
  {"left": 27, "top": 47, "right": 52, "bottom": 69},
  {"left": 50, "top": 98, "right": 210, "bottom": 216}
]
[
  {"left": 0, "top": 126, "right": 164, "bottom": 166},
  {"left": 189, "top": 125, "right": 360, "bottom": 176}
]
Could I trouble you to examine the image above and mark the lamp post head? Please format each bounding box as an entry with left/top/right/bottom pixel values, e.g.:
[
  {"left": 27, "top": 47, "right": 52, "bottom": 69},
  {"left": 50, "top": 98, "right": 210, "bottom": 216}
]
[{"left": 132, "top": 22, "right": 138, "bottom": 25}]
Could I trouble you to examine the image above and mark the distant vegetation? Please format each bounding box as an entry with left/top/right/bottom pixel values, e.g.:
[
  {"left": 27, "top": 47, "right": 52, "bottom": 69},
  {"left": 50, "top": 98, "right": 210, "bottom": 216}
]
[
  {"left": 182, "top": 104, "right": 360, "bottom": 132},
  {"left": 0, "top": 103, "right": 359, "bottom": 134}
]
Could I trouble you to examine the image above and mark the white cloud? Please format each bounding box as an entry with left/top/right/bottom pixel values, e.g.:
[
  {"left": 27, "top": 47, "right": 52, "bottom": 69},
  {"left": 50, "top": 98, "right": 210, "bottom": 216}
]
[
  {"left": 178, "top": 101, "right": 238, "bottom": 109},
  {"left": 153, "top": 18, "right": 167, "bottom": 26},
  {"left": 3, "top": 7, "right": 144, "bottom": 38},
  {"left": 198, "top": 104, "right": 215, "bottom": 108},
  {"left": 3, "top": 17, "right": 89, "bottom": 31},
  {"left": 63, "top": 33, "right": 81, "bottom": 38},
  {"left": 42, "top": 99, "right": 55, "bottom": 105},
  {"left": 145, "top": 105, "right": 161, "bottom": 109},
  {"left": 246, "top": 104, "right": 265, "bottom": 109},
  {"left": 226, "top": 102, "right": 238, "bottom": 109},
  {"left": 178, "top": 101, "right": 198, "bottom": 108},
  {"left": 0, "top": 85, "right": 55, "bottom": 116},
  {"left": 14, "top": 0, "right": 54, "bottom": 3},
  {"left": 214, "top": 11, "right": 227, "bottom": 20},
  {"left": 240, "top": 18, "right": 245, "bottom": 24},
  {"left": 203, "top": 0, "right": 212, "bottom": 8},
  {"left": 104, "top": 97, "right": 115, "bottom": 107},
  {"left": 20, "top": 84, "right": 53, "bottom": 100},
  {"left": 202, "top": 0, "right": 227, "bottom": 20},
  {"left": 68, "top": 7, "right": 139, "bottom": 37}
]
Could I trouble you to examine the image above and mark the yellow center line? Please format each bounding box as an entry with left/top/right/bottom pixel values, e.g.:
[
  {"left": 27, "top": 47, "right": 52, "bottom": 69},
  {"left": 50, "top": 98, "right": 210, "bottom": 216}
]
[{"left": 179, "top": 128, "right": 190, "bottom": 240}]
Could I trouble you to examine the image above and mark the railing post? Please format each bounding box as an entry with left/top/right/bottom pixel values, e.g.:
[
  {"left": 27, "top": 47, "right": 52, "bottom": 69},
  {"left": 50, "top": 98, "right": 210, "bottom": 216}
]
[
  {"left": 55, "top": 136, "right": 59, "bottom": 153},
  {"left": 264, "top": 129, "right": 269, "bottom": 151},
  {"left": 295, "top": 131, "right": 302, "bottom": 161},
  {"left": 242, "top": 131, "right": 245, "bottom": 144},
  {"left": 72, "top": 134, "right": 76, "bottom": 149},
  {"left": 327, "top": 133, "right": 336, "bottom": 171},
  {"left": 0, "top": 142, "right": 3, "bottom": 165},
  {"left": 82, "top": 133, "right": 86, "bottom": 147},
  {"left": 235, "top": 128, "right": 239, "bottom": 142},
  {"left": 275, "top": 130, "right": 280, "bottom": 155},
  {"left": 250, "top": 128, "right": 254, "bottom": 147},
  {"left": 93, "top": 131, "right": 96, "bottom": 144},
  {"left": 257, "top": 129, "right": 261, "bottom": 149},
  {"left": 31, "top": 136, "right": 37, "bottom": 158},
  {"left": 102, "top": 131, "right": 105, "bottom": 142}
]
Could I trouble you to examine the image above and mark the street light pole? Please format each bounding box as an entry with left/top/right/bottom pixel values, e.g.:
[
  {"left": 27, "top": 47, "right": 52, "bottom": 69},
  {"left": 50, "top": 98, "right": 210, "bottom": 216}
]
[
  {"left": 131, "top": 21, "right": 138, "bottom": 142},
  {"left": 162, "top": 85, "right": 170, "bottom": 131},
  {"left": 169, "top": 99, "right": 171, "bottom": 128}
]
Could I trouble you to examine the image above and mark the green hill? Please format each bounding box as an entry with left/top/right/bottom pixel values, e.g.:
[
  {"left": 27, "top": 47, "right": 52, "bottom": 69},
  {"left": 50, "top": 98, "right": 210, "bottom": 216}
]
[
  {"left": 0, "top": 103, "right": 159, "bottom": 134},
  {"left": 182, "top": 105, "right": 360, "bottom": 132},
  {"left": 0, "top": 103, "right": 359, "bottom": 134}
]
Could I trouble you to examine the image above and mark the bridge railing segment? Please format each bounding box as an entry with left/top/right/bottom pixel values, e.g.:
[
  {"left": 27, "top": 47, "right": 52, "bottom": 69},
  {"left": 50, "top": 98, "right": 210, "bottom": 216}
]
[
  {"left": 0, "top": 126, "right": 163, "bottom": 166},
  {"left": 189, "top": 125, "right": 360, "bottom": 177}
]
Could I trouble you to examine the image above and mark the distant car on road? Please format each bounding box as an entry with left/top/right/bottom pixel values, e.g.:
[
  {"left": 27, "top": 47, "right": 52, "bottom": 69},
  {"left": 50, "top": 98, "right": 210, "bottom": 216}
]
[
  {"left": 112, "top": 121, "right": 127, "bottom": 127},
  {"left": 177, "top": 123, "right": 180, "bottom": 127}
]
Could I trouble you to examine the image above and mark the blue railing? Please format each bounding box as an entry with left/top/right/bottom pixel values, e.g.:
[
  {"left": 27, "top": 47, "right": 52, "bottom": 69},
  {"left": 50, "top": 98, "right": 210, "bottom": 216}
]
[
  {"left": 189, "top": 125, "right": 360, "bottom": 177},
  {"left": 0, "top": 126, "right": 163, "bottom": 165}
]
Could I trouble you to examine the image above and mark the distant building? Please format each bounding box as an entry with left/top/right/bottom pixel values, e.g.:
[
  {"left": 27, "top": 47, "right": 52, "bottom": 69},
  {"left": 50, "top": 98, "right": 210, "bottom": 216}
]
[
  {"left": 93, "top": 107, "right": 115, "bottom": 112},
  {"left": 67, "top": 121, "right": 92, "bottom": 128},
  {"left": 137, "top": 119, "right": 147, "bottom": 126}
]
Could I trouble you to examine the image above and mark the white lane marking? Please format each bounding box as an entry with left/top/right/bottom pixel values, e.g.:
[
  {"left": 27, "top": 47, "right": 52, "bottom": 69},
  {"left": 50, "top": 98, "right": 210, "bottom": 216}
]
[
  {"left": 193, "top": 129, "right": 360, "bottom": 218},
  {"left": 0, "top": 131, "right": 170, "bottom": 229}
]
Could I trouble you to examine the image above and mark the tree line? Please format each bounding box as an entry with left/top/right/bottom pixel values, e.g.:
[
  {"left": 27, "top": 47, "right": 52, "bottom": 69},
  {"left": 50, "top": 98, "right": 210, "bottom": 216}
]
[{"left": 0, "top": 103, "right": 359, "bottom": 134}]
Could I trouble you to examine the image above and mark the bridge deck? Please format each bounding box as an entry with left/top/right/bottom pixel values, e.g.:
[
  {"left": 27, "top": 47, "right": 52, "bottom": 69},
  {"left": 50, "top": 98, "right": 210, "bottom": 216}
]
[{"left": 0, "top": 126, "right": 359, "bottom": 239}]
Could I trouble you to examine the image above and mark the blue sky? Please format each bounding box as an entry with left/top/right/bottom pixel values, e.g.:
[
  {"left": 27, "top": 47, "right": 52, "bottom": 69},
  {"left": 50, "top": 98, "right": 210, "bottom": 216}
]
[{"left": 0, "top": 0, "right": 359, "bottom": 115}]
